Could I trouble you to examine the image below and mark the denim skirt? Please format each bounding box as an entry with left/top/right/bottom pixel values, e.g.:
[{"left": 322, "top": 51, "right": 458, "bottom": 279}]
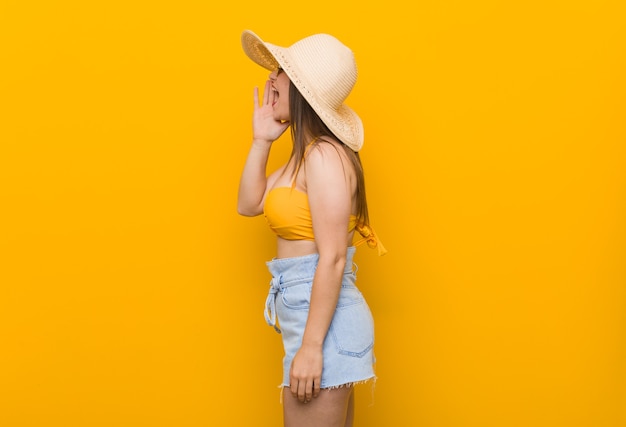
[{"left": 264, "top": 246, "right": 376, "bottom": 389}]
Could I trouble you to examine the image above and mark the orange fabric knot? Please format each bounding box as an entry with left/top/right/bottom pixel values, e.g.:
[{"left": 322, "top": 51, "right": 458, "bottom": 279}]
[{"left": 354, "top": 224, "right": 388, "bottom": 256}]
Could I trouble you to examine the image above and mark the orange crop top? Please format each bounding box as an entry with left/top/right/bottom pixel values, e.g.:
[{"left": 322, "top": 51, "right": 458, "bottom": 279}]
[{"left": 263, "top": 144, "right": 386, "bottom": 255}]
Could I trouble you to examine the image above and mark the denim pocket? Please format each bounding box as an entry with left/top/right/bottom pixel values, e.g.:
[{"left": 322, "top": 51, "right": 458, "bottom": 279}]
[
  {"left": 329, "top": 299, "right": 374, "bottom": 358},
  {"left": 280, "top": 282, "right": 312, "bottom": 310},
  {"left": 335, "top": 286, "right": 363, "bottom": 308}
]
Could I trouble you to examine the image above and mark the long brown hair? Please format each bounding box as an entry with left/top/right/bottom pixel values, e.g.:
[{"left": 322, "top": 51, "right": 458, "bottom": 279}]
[{"left": 287, "top": 81, "right": 370, "bottom": 227}]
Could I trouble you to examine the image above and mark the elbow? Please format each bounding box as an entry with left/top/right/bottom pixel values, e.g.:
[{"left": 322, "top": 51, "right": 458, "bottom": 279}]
[
  {"left": 237, "top": 205, "right": 252, "bottom": 216},
  {"left": 237, "top": 192, "right": 263, "bottom": 216},
  {"left": 318, "top": 251, "right": 347, "bottom": 271},
  {"left": 237, "top": 203, "right": 261, "bottom": 217}
]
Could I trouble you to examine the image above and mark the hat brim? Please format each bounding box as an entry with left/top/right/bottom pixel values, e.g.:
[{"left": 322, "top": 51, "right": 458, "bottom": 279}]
[
  {"left": 241, "top": 30, "right": 279, "bottom": 72},
  {"left": 241, "top": 30, "right": 363, "bottom": 151}
]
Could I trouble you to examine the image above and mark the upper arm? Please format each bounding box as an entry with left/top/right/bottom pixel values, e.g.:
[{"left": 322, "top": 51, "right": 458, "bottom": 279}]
[{"left": 305, "top": 143, "right": 354, "bottom": 259}]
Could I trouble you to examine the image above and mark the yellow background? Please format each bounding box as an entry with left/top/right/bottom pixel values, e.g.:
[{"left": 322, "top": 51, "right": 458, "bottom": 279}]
[{"left": 1, "top": 1, "right": 625, "bottom": 426}]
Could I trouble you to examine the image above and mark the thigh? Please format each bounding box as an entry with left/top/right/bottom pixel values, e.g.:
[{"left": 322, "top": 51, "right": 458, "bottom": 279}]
[{"left": 283, "top": 386, "right": 354, "bottom": 427}]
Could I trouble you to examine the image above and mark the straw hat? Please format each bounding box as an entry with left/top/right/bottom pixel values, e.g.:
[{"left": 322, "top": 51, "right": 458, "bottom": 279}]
[{"left": 241, "top": 30, "right": 364, "bottom": 152}]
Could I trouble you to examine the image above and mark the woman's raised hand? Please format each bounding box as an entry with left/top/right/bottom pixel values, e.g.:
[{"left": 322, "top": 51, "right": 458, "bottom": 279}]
[{"left": 252, "top": 80, "right": 290, "bottom": 143}]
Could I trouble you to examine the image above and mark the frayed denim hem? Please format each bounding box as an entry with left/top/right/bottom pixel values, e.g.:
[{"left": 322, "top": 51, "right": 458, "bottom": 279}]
[{"left": 277, "top": 376, "right": 377, "bottom": 405}]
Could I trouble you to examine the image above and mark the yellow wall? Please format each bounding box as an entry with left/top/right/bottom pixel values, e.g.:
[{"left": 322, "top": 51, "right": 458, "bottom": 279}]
[{"left": 1, "top": 1, "right": 624, "bottom": 426}]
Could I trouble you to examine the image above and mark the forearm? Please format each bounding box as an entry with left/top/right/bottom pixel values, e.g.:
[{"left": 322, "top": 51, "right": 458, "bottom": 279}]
[
  {"left": 301, "top": 254, "right": 347, "bottom": 348},
  {"left": 237, "top": 139, "right": 272, "bottom": 216}
]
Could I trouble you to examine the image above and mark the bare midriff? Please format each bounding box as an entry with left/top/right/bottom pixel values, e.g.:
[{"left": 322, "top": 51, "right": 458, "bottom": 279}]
[{"left": 275, "top": 232, "right": 356, "bottom": 259}]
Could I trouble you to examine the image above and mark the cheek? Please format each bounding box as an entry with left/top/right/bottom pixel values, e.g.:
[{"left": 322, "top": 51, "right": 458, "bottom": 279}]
[
  {"left": 278, "top": 90, "right": 289, "bottom": 110},
  {"left": 281, "top": 88, "right": 290, "bottom": 104},
  {"left": 279, "top": 79, "right": 290, "bottom": 102}
]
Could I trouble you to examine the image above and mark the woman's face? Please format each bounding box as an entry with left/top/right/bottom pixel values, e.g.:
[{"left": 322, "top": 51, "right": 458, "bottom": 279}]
[{"left": 269, "top": 68, "right": 290, "bottom": 121}]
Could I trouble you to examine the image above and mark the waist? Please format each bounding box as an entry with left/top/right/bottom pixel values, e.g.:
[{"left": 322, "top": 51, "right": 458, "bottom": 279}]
[
  {"left": 267, "top": 246, "right": 357, "bottom": 280},
  {"left": 275, "top": 232, "right": 356, "bottom": 259}
]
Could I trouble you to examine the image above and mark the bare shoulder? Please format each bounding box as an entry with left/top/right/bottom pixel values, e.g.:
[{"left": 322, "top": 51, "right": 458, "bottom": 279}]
[
  {"left": 305, "top": 137, "right": 349, "bottom": 166},
  {"left": 304, "top": 138, "right": 356, "bottom": 190}
]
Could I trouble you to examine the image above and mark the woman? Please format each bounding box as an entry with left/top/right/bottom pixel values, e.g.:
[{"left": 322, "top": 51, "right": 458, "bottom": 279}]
[{"left": 237, "top": 30, "right": 386, "bottom": 427}]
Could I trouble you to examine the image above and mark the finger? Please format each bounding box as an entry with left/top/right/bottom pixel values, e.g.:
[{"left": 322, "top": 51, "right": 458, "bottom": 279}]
[
  {"left": 269, "top": 85, "right": 276, "bottom": 106},
  {"left": 262, "top": 80, "right": 270, "bottom": 105},
  {"left": 253, "top": 87, "right": 259, "bottom": 108},
  {"left": 313, "top": 378, "right": 321, "bottom": 398},
  {"left": 289, "top": 365, "right": 298, "bottom": 397},
  {"left": 305, "top": 379, "right": 313, "bottom": 402},
  {"left": 298, "top": 380, "right": 307, "bottom": 402}
]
